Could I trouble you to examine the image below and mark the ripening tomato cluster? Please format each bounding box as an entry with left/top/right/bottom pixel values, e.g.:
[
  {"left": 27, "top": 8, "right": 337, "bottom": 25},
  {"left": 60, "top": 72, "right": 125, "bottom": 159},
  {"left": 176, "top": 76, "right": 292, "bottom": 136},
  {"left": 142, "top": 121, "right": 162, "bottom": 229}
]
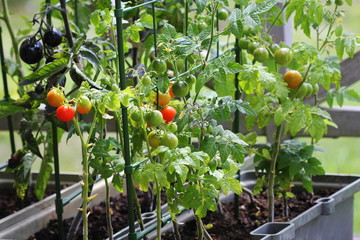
[{"left": 46, "top": 87, "right": 92, "bottom": 122}]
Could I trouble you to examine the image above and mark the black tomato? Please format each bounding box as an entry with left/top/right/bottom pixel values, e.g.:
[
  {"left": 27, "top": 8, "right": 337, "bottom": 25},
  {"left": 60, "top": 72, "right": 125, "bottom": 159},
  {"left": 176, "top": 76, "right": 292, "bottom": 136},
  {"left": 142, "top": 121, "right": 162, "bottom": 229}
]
[
  {"left": 43, "top": 27, "right": 63, "bottom": 47},
  {"left": 19, "top": 38, "right": 43, "bottom": 64}
]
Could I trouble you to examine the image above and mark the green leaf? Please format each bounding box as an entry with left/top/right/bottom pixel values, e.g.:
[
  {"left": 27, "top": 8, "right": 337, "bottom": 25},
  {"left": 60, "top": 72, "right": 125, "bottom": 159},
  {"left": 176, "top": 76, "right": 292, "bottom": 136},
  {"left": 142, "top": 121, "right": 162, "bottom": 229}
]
[
  {"left": 112, "top": 173, "right": 124, "bottom": 192},
  {"left": 127, "top": 24, "right": 142, "bottom": 42},
  {"left": 289, "top": 105, "right": 308, "bottom": 136},
  {"left": 163, "top": 23, "right": 177, "bottom": 39},
  {"left": 309, "top": 115, "right": 326, "bottom": 142},
  {"left": 34, "top": 161, "right": 52, "bottom": 200},
  {"left": 137, "top": 14, "right": 154, "bottom": 29},
  {"left": 345, "top": 0, "right": 352, "bottom": 6},
  {"left": 195, "top": 0, "right": 207, "bottom": 13},
  {"left": 79, "top": 48, "right": 100, "bottom": 70},
  {"left": 0, "top": 99, "right": 24, "bottom": 118},
  {"left": 253, "top": 0, "right": 279, "bottom": 14},
  {"left": 200, "top": 137, "right": 217, "bottom": 159},
  {"left": 20, "top": 58, "right": 69, "bottom": 85},
  {"left": 343, "top": 89, "right": 360, "bottom": 102},
  {"left": 103, "top": 91, "right": 121, "bottom": 111},
  {"left": 315, "top": 5, "right": 323, "bottom": 25},
  {"left": 345, "top": 38, "right": 355, "bottom": 58},
  {"left": 229, "top": 9, "right": 243, "bottom": 39},
  {"left": 335, "top": 38, "right": 345, "bottom": 61},
  {"left": 334, "top": 25, "right": 343, "bottom": 37}
]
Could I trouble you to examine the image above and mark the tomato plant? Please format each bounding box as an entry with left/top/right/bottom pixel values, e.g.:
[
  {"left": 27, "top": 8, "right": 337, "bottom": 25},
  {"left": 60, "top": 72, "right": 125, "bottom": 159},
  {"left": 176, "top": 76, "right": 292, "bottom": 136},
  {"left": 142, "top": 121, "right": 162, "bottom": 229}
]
[{"left": 2, "top": 0, "right": 359, "bottom": 239}]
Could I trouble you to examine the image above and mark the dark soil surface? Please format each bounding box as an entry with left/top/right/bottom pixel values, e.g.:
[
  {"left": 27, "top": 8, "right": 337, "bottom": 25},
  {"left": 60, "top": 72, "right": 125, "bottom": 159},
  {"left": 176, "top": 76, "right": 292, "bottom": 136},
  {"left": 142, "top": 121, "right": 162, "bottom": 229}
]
[
  {"left": 28, "top": 187, "right": 335, "bottom": 240},
  {"left": 28, "top": 191, "right": 154, "bottom": 240},
  {"left": 0, "top": 186, "right": 59, "bottom": 219},
  {"left": 162, "top": 189, "right": 335, "bottom": 240}
]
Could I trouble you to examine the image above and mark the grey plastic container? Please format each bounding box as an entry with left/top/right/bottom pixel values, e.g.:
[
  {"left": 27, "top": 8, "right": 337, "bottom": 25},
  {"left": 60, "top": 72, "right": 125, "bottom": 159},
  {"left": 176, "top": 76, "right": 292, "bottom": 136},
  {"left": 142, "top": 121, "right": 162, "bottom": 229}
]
[{"left": 242, "top": 171, "right": 360, "bottom": 240}]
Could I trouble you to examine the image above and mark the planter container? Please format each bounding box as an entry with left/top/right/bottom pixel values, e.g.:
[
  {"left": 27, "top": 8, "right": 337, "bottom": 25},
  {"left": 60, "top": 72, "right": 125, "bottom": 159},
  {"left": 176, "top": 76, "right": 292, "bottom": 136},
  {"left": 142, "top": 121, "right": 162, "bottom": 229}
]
[
  {"left": 0, "top": 171, "right": 118, "bottom": 239},
  {"left": 244, "top": 170, "right": 360, "bottom": 240},
  {"left": 138, "top": 169, "right": 360, "bottom": 240}
]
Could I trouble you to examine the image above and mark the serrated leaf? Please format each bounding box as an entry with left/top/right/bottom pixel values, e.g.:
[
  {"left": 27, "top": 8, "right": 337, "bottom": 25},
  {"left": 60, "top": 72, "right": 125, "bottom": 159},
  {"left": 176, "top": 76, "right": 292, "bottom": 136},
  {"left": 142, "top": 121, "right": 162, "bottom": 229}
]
[
  {"left": 309, "top": 115, "right": 326, "bottom": 142},
  {"left": 163, "top": 23, "right": 177, "bottom": 39},
  {"left": 229, "top": 9, "right": 243, "bottom": 38},
  {"left": 345, "top": 38, "right": 355, "bottom": 58},
  {"left": 253, "top": 0, "right": 279, "bottom": 14},
  {"left": 20, "top": 58, "right": 68, "bottom": 85},
  {"left": 195, "top": 0, "right": 207, "bottom": 13},
  {"left": 289, "top": 106, "right": 308, "bottom": 136}
]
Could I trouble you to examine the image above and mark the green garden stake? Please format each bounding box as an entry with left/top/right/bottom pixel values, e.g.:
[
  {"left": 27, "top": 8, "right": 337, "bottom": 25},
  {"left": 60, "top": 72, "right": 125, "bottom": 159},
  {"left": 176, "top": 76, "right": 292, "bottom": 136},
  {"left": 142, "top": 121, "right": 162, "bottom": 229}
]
[
  {"left": 184, "top": 1, "right": 188, "bottom": 71},
  {"left": 0, "top": 25, "right": 16, "bottom": 154},
  {"left": 52, "top": 120, "right": 64, "bottom": 239},
  {"left": 114, "top": 1, "right": 136, "bottom": 239},
  {"left": 152, "top": 2, "right": 157, "bottom": 58},
  {"left": 233, "top": 4, "right": 242, "bottom": 220}
]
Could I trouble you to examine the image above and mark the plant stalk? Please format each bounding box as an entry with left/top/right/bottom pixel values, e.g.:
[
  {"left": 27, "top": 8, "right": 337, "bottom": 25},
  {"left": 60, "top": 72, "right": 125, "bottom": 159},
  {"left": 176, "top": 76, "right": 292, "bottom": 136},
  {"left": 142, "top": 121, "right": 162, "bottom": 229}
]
[
  {"left": 105, "top": 178, "right": 114, "bottom": 240},
  {"left": 172, "top": 220, "right": 182, "bottom": 240},
  {"left": 195, "top": 213, "right": 204, "bottom": 240},
  {"left": 155, "top": 178, "right": 162, "bottom": 240},
  {"left": 268, "top": 124, "right": 283, "bottom": 222}
]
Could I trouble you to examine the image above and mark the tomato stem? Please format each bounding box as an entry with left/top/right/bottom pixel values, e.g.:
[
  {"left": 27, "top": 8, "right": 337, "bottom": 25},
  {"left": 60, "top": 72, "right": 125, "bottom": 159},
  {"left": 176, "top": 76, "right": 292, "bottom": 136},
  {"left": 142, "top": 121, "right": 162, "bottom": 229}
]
[{"left": 268, "top": 124, "right": 283, "bottom": 222}]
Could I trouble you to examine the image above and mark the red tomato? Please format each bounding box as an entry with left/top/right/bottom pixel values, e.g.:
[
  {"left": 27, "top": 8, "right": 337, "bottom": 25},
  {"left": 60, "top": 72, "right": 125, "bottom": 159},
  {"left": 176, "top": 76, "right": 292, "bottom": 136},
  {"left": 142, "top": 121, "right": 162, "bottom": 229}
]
[
  {"left": 56, "top": 105, "right": 76, "bottom": 122},
  {"left": 160, "top": 106, "right": 177, "bottom": 123}
]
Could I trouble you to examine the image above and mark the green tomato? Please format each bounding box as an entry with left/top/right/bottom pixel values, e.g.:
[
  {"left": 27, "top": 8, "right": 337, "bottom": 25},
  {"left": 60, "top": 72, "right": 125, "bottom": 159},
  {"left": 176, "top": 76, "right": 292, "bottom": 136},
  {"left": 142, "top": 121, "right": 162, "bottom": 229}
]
[
  {"left": 218, "top": 9, "right": 229, "bottom": 21},
  {"left": 185, "top": 75, "right": 197, "bottom": 86},
  {"left": 247, "top": 42, "right": 260, "bottom": 54},
  {"left": 274, "top": 48, "right": 293, "bottom": 66},
  {"left": 269, "top": 43, "right": 280, "bottom": 54},
  {"left": 141, "top": 75, "right": 152, "bottom": 86},
  {"left": 171, "top": 81, "right": 189, "bottom": 97},
  {"left": 296, "top": 84, "right": 308, "bottom": 99},
  {"left": 303, "top": 83, "right": 313, "bottom": 97},
  {"left": 167, "top": 123, "right": 178, "bottom": 133},
  {"left": 238, "top": 38, "right": 248, "bottom": 50},
  {"left": 153, "top": 59, "right": 167, "bottom": 74},
  {"left": 161, "top": 133, "right": 178, "bottom": 149},
  {"left": 145, "top": 110, "right": 163, "bottom": 127},
  {"left": 312, "top": 83, "right": 319, "bottom": 95},
  {"left": 253, "top": 47, "right": 269, "bottom": 63}
]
